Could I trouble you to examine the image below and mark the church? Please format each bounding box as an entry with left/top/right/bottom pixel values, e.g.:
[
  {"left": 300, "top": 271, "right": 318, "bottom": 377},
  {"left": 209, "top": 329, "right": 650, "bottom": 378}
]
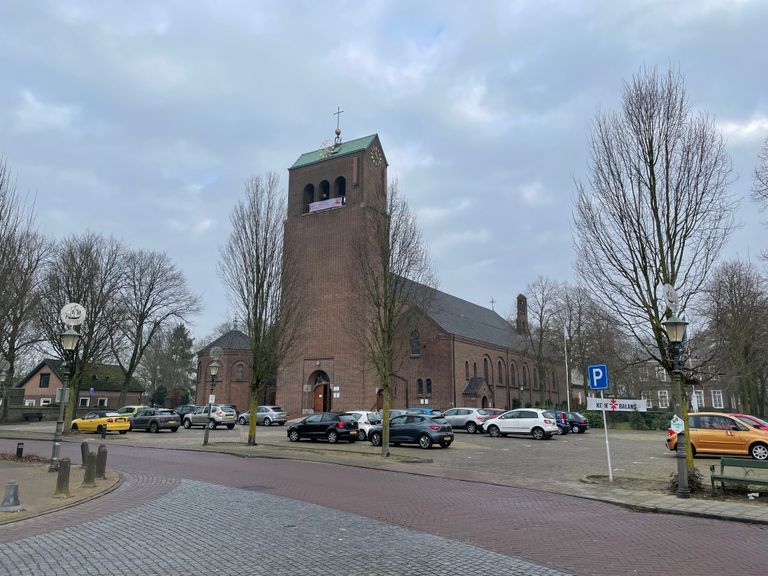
[{"left": 272, "top": 130, "right": 568, "bottom": 417}]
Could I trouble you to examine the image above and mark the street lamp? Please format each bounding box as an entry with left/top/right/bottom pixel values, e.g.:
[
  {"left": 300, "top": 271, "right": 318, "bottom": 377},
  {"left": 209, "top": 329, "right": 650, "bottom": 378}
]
[
  {"left": 0, "top": 359, "right": 9, "bottom": 422},
  {"left": 663, "top": 313, "right": 690, "bottom": 499},
  {"left": 202, "top": 359, "right": 220, "bottom": 446},
  {"left": 49, "top": 327, "right": 81, "bottom": 471}
]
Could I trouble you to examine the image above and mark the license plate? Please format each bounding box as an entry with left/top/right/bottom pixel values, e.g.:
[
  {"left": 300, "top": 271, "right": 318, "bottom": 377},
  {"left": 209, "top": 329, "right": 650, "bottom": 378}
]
[
  {"left": 444, "top": 435, "right": 453, "bottom": 441},
  {"left": 350, "top": 430, "right": 357, "bottom": 435},
  {"left": 169, "top": 420, "right": 177, "bottom": 425}
]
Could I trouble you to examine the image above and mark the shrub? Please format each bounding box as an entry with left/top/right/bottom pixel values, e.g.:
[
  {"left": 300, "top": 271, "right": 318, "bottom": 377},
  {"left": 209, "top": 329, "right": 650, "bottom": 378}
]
[
  {"left": 668, "top": 467, "right": 705, "bottom": 494},
  {"left": 584, "top": 411, "right": 604, "bottom": 429}
]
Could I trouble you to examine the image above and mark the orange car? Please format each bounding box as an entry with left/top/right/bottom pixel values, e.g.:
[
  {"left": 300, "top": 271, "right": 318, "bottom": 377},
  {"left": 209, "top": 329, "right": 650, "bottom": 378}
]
[{"left": 666, "top": 412, "right": 768, "bottom": 460}]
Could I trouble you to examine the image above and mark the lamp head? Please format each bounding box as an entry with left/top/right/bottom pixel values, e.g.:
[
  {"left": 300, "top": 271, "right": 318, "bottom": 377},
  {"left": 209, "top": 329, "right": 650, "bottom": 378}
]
[
  {"left": 60, "top": 327, "right": 81, "bottom": 352},
  {"left": 662, "top": 314, "right": 688, "bottom": 344},
  {"left": 209, "top": 359, "right": 221, "bottom": 377}
]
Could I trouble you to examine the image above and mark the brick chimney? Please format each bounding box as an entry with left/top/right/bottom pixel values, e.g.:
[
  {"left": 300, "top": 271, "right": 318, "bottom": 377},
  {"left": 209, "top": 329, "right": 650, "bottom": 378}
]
[{"left": 515, "top": 294, "right": 529, "bottom": 335}]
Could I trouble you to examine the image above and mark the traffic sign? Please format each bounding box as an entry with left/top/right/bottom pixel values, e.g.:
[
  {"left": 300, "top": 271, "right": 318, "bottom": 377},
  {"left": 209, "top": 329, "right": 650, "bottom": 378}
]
[
  {"left": 587, "top": 364, "right": 609, "bottom": 390},
  {"left": 587, "top": 397, "right": 647, "bottom": 412},
  {"left": 670, "top": 415, "right": 685, "bottom": 434}
]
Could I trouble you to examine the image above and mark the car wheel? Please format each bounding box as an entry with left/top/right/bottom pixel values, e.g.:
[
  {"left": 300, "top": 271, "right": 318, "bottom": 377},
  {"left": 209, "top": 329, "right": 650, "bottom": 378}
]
[
  {"left": 418, "top": 434, "right": 433, "bottom": 449},
  {"left": 149, "top": 422, "right": 159, "bottom": 433},
  {"left": 441, "top": 440, "right": 452, "bottom": 448},
  {"left": 183, "top": 419, "right": 191, "bottom": 429},
  {"left": 750, "top": 442, "right": 768, "bottom": 460},
  {"left": 278, "top": 422, "right": 285, "bottom": 426},
  {"left": 226, "top": 424, "right": 235, "bottom": 430},
  {"left": 578, "top": 427, "right": 586, "bottom": 434},
  {"left": 488, "top": 425, "right": 500, "bottom": 438},
  {"left": 238, "top": 417, "right": 246, "bottom": 425},
  {"left": 561, "top": 427, "right": 569, "bottom": 435},
  {"left": 571, "top": 425, "right": 579, "bottom": 434},
  {"left": 466, "top": 422, "right": 478, "bottom": 434},
  {"left": 288, "top": 429, "right": 300, "bottom": 442},
  {"left": 264, "top": 417, "right": 272, "bottom": 426},
  {"left": 327, "top": 430, "right": 339, "bottom": 444},
  {"left": 358, "top": 430, "right": 367, "bottom": 441},
  {"left": 119, "top": 430, "right": 127, "bottom": 435},
  {"left": 71, "top": 423, "right": 79, "bottom": 431},
  {"left": 370, "top": 432, "right": 382, "bottom": 447},
  {"left": 532, "top": 427, "right": 545, "bottom": 440},
  {"left": 207, "top": 420, "right": 216, "bottom": 430},
  {"left": 171, "top": 427, "right": 178, "bottom": 432}
]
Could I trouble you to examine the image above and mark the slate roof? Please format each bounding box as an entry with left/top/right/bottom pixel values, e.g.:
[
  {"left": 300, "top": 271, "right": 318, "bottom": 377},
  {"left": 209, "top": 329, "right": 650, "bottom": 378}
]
[
  {"left": 463, "top": 377, "right": 487, "bottom": 396},
  {"left": 16, "top": 359, "right": 143, "bottom": 392},
  {"left": 403, "top": 279, "right": 526, "bottom": 350},
  {"left": 290, "top": 134, "right": 379, "bottom": 170},
  {"left": 197, "top": 329, "right": 250, "bottom": 355}
]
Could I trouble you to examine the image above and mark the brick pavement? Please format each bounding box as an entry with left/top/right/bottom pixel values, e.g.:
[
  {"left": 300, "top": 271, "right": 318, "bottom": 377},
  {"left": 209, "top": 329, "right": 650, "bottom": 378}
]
[{"left": 1, "top": 439, "right": 766, "bottom": 575}]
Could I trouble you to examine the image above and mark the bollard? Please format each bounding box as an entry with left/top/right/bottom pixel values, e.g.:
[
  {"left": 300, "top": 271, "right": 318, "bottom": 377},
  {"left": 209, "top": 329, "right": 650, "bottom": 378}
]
[
  {"left": 54, "top": 458, "right": 71, "bottom": 498},
  {"left": 82, "top": 452, "right": 97, "bottom": 488},
  {"left": 16, "top": 442, "right": 24, "bottom": 459},
  {"left": 81, "top": 441, "right": 90, "bottom": 468},
  {"left": 96, "top": 445, "right": 108, "bottom": 479},
  {"left": 0, "top": 480, "right": 21, "bottom": 512},
  {"left": 99, "top": 425, "right": 107, "bottom": 440}
]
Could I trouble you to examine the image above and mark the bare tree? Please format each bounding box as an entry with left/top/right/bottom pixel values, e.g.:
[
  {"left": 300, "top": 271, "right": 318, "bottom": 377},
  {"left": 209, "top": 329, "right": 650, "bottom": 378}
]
[
  {"left": 353, "top": 180, "right": 435, "bottom": 456},
  {"left": 522, "top": 276, "right": 562, "bottom": 406},
  {"left": 574, "top": 66, "right": 736, "bottom": 467},
  {"left": 705, "top": 260, "right": 768, "bottom": 417},
  {"left": 38, "top": 233, "right": 125, "bottom": 429},
  {"left": 219, "top": 173, "right": 304, "bottom": 446},
  {"left": 110, "top": 249, "right": 200, "bottom": 406},
  {"left": 753, "top": 137, "right": 768, "bottom": 259}
]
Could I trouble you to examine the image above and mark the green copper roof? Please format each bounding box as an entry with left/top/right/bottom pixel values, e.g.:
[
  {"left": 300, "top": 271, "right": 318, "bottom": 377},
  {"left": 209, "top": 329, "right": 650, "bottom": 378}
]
[{"left": 290, "top": 134, "right": 378, "bottom": 169}]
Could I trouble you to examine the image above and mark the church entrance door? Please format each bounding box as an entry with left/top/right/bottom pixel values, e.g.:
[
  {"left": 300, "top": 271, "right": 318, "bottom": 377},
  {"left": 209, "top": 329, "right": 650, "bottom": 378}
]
[
  {"left": 309, "top": 370, "right": 331, "bottom": 412},
  {"left": 481, "top": 396, "right": 489, "bottom": 409}
]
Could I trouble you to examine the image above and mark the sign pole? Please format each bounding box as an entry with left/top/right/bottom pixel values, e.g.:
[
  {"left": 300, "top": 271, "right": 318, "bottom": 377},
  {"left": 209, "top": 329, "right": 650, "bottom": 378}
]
[
  {"left": 563, "top": 324, "right": 571, "bottom": 413},
  {"left": 601, "top": 390, "right": 613, "bottom": 482}
]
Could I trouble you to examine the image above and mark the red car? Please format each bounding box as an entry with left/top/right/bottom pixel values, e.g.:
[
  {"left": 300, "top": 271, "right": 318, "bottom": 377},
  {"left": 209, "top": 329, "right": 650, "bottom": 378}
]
[{"left": 730, "top": 413, "right": 768, "bottom": 432}]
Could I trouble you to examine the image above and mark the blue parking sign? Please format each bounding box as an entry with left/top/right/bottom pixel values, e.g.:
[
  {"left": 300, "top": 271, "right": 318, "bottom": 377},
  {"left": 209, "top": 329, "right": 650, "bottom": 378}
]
[{"left": 587, "top": 364, "right": 609, "bottom": 390}]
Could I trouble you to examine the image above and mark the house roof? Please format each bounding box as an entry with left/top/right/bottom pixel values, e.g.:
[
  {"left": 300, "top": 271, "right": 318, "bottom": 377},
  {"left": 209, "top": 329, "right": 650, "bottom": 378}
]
[
  {"left": 196, "top": 329, "right": 250, "bottom": 355},
  {"left": 290, "top": 134, "right": 379, "bottom": 170},
  {"left": 16, "top": 359, "right": 143, "bottom": 393},
  {"left": 404, "top": 279, "right": 526, "bottom": 350}
]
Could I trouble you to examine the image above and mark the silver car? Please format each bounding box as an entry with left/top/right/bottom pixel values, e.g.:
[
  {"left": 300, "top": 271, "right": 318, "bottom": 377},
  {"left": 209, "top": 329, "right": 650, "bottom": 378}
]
[
  {"left": 182, "top": 404, "right": 237, "bottom": 430},
  {"left": 442, "top": 407, "right": 489, "bottom": 434},
  {"left": 237, "top": 405, "right": 288, "bottom": 426}
]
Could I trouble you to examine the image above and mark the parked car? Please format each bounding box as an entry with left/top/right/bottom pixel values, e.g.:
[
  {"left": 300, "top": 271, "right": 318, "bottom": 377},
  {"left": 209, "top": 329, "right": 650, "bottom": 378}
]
[
  {"left": 70, "top": 411, "right": 130, "bottom": 434},
  {"left": 665, "top": 412, "right": 768, "bottom": 460},
  {"left": 222, "top": 404, "right": 239, "bottom": 415},
  {"left": 484, "top": 408, "right": 507, "bottom": 419},
  {"left": 405, "top": 407, "right": 442, "bottom": 415},
  {"left": 442, "top": 407, "right": 488, "bottom": 434},
  {"left": 182, "top": 404, "right": 237, "bottom": 430},
  {"left": 368, "top": 413, "right": 453, "bottom": 449},
  {"left": 238, "top": 406, "right": 288, "bottom": 426},
  {"left": 730, "top": 413, "right": 768, "bottom": 432},
  {"left": 544, "top": 410, "right": 570, "bottom": 435},
  {"left": 174, "top": 404, "right": 198, "bottom": 421},
  {"left": 345, "top": 411, "right": 381, "bottom": 441},
  {"left": 131, "top": 408, "right": 180, "bottom": 433},
  {"left": 287, "top": 412, "right": 358, "bottom": 444},
  {"left": 565, "top": 411, "right": 589, "bottom": 434},
  {"left": 483, "top": 409, "right": 559, "bottom": 440}
]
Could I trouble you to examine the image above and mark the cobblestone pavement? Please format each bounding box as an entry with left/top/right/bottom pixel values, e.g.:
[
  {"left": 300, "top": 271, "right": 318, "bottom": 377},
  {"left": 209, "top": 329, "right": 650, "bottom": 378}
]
[
  {"left": 1, "top": 479, "right": 570, "bottom": 576},
  {"left": 2, "top": 439, "right": 767, "bottom": 576}
]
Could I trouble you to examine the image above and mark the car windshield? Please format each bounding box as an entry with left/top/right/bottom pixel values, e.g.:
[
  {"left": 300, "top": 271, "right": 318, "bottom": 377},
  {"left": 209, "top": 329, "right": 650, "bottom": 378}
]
[
  {"left": 742, "top": 415, "right": 768, "bottom": 427},
  {"left": 430, "top": 417, "right": 449, "bottom": 424},
  {"left": 369, "top": 412, "right": 382, "bottom": 422},
  {"left": 157, "top": 410, "right": 174, "bottom": 414},
  {"left": 477, "top": 409, "right": 489, "bottom": 415},
  {"left": 271, "top": 407, "right": 284, "bottom": 412},
  {"left": 220, "top": 407, "right": 235, "bottom": 413},
  {"left": 543, "top": 411, "right": 555, "bottom": 418},
  {"left": 339, "top": 415, "right": 356, "bottom": 423}
]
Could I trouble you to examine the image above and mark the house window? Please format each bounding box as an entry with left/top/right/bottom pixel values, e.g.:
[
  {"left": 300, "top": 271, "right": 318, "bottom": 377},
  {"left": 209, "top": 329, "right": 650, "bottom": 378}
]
[
  {"left": 40, "top": 398, "right": 52, "bottom": 406},
  {"left": 658, "top": 390, "right": 669, "bottom": 409},
  {"left": 655, "top": 366, "right": 667, "bottom": 382},
  {"left": 730, "top": 394, "right": 738, "bottom": 409},
  {"left": 692, "top": 390, "right": 704, "bottom": 410},
  {"left": 25, "top": 399, "right": 36, "bottom": 407},
  {"left": 426, "top": 379, "right": 432, "bottom": 395},
  {"left": 79, "top": 397, "right": 90, "bottom": 407},
  {"left": 97, "top": 398, "right": 108, "bottom": 407},
  {"left": 711, "top": 390, "right": 724, "bottom": 409},
  {"left": 235, "top": 363, "right": 245, "bottom": 380},
  {"left": 39, "top": 373, "right": 50, "bottom": 388},
  {"left": 409, "top": 330, "right": 420, "bottom": 357},
  {"left": 417, "top": 379, "right": 424, "bottom": 395}
]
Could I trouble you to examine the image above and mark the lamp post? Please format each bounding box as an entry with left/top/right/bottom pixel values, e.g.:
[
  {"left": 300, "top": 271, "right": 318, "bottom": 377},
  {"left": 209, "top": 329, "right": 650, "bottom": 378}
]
[
  {"left": 663, "top": 313, "right": 690, "bottom": 499},
  {"left": 49, "top": 327, "right": 81, "bottom": 471},
  {"left": 202, "top": 359, "right": 220, "bottom": 446},
  {"left": 0, "top": 359, "right": 9, "bottom": 422}
]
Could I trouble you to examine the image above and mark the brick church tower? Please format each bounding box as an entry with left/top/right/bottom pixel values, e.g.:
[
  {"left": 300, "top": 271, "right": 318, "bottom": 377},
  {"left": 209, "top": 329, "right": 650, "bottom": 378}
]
[{"left": 276, "top": 131, "right": 388, "bottom": 416}]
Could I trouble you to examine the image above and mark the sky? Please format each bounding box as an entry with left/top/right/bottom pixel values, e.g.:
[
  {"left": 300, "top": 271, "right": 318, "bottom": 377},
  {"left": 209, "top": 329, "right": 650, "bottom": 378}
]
[{"left": 1, "top": 0, "right": 767, "bottom": 344}]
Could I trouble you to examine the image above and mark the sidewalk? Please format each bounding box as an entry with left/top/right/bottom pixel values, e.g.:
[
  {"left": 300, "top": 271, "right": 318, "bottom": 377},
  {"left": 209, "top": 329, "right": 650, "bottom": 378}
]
[{"left": 2, "top": 424, "right": 765, "bottom": 525}]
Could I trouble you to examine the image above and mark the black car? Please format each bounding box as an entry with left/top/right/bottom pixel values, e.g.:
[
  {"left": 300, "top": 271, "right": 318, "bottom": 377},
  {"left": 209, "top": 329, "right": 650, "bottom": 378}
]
[
  {"left": 566, "top": 411, "right": 589, "bottom": 434},
  {"left": 544, "top": 410, "right": 570, "bottom": 435},
  {"left": 368, "top": 414, "right": 453, "bottom": 449},
  {"left": 174, "top": 404, "right": 198, "bottom": 421},
  {"left": 287, "top": 412, "right": 358, "bottom": 444}
]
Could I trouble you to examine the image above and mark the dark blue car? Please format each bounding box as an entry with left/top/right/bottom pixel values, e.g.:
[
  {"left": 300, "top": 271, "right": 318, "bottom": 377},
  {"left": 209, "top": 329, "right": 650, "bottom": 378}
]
[
  {"left": 544, "top": 410, "right": 570, "bottom": 435},
  {"left": 368, "top": 413, "right": 453, "bottom": 449}
]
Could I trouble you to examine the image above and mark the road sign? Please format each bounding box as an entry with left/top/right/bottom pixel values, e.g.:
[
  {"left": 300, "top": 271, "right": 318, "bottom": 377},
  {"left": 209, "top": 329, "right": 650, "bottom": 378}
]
[
  {"left": 587, "top": 364, "right": 609, "bottom": 390},
  {"left": 208, "top": 394, "right": 216, "bottom": 404},
  {"left": 670, "top": 415, "right": 685, "bottom": 434},
  {"left": 587, "top": 397, "right": 647, "bottom": 412}
]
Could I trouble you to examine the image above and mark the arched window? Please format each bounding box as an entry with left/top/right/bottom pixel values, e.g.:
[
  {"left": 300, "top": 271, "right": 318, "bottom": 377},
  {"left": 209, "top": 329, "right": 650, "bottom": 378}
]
[
  {"left": 533, "top": 370, "right": 539, "bottom": 390},
  {"left": 303, "top": 184, "right": 315, "bottom": 212},
  {"left": 465, "top": 361, "right": 469, "bottom": 380},
  {"left": 234, "top": 363, "right": 245, "bottom": 381},
  {"left": 426, "top": 379, "right": 432, "bottom": 395},
  {"left": 417, "top": 378, "right": 424, "bottom": 395},
  {"left": 334, "top": 176, "right": 346, "bottom": 199},
  {"left": 409, "top": 330, "right": 420, "bottom": 357},
  {"left": 319, "top": 180, "right": 330, "bottom": 201},
  {"left": 497, "top": 360, "right": 503, "bottom": 385},
  {"left": 473, "top": 362, "right": 477, "bottom": 378},
  {"left": 510, "top": 363, "right": 517, "bottom": 388},
  {"left": 483, "top": 358, "right": 489, "bottom": 383},
  {"left": 522, "top": 365, "right": 529, "bottom": 389}
]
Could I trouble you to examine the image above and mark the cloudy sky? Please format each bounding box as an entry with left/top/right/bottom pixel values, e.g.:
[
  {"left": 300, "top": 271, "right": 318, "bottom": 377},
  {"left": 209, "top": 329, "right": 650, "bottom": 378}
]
[{"left": 1, "top": 1, "right": 766, "bottom": 342}]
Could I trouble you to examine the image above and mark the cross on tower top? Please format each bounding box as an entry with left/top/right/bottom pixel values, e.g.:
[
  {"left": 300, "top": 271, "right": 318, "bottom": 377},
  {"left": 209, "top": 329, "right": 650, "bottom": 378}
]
[
  {"left": 489, "top": 298, "right": 496, "bottom": 311},
  {"left": 333, "top": 106, "right": 344, "bottom": 144}
]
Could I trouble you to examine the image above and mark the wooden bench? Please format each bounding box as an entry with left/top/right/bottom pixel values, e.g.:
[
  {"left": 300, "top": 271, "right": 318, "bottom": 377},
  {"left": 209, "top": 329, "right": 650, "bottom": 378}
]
[
  {"left": 710, "top": 457, "right": 768, "bottom": 494},
  {"left": 22, "top": 412, "right": 44, "bottom": 422}
]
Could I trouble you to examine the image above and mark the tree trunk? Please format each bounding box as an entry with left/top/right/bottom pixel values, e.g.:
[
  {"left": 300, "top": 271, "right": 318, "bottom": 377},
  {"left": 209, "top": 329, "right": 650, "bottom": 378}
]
[
  {"left": 247, "top": 381, "right": 259, "bottom": 446},
  {"left": 380, "top": 383, "right": 390, "bottom": 457}
]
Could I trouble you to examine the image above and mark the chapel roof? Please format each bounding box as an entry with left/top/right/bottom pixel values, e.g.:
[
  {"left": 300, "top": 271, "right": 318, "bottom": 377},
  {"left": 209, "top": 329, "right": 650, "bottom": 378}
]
[
  {"left": 196, "top": 329, "right": 250, "bottom": 355},
  {"left": 290, "top": 134, "right": 379, "bottom": 170}
]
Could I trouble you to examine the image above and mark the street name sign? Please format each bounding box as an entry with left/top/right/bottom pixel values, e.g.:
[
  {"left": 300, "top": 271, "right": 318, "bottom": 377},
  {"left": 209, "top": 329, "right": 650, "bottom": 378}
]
[
  {"left": 587, "top": 364, "right": 609, "bottom": 390},
  {"left": 587, "top": 397, "right": 647, "bottom": 412}
]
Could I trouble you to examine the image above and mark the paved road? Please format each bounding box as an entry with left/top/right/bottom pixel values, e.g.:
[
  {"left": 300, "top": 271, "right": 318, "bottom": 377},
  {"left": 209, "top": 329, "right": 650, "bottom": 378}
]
[{"left": 1, "top": 439, "right": 766, "bottom": 576}]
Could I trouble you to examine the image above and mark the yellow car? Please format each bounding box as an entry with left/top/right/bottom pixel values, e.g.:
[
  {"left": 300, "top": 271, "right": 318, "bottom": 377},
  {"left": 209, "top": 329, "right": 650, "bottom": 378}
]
[
  {"left": 666, "top": 412, "right": 768, "bottom": 460},
  {"left": 71, "top": 411, "right": 130, "bottom": 434}
]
